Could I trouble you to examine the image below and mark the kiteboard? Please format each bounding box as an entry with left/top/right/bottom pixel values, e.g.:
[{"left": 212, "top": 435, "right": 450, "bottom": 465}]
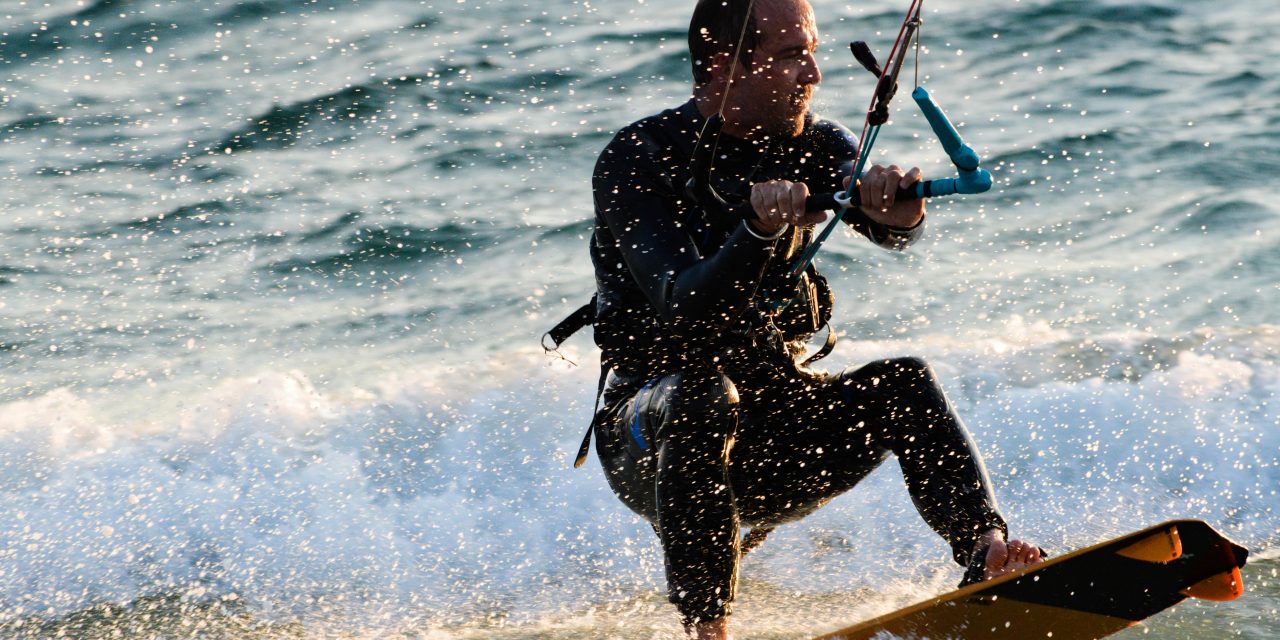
[{"left": 813, "top": 519, "right": 1248, "bottom": 640}]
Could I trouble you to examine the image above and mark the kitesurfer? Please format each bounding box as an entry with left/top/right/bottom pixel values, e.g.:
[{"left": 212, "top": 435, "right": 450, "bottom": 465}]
[{"left": 582, "top": 1, "right": 1045, "bottom": 636}]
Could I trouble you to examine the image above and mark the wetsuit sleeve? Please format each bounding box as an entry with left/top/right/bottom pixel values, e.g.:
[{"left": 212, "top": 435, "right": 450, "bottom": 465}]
[
  {"left": 842, "top": 204, "right": 925, "bottom": 251},
  {"left": 810, "top": 119, "right": 925, "bottom": 252},
  {"left": 592, "top": 127, "right": 779, "bottom": 327}
]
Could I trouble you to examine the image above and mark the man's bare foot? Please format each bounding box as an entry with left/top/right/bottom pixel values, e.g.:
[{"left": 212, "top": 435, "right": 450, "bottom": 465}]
[
  {"left": 977, "top": 528, "right": 1044, "bottom": 581},
  {"left": 685, "top": 617, "right": 730, "bottom": 640}
]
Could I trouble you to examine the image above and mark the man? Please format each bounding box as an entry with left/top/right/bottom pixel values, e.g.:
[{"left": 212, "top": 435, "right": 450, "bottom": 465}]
[{"left": 586, "top": 0, "right": 1043, "bottom": 637}]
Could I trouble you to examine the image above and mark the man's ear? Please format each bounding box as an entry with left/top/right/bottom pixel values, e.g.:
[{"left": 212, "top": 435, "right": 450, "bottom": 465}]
[{"left": 705, "top": 50, "right": 735, "bottom": 85}]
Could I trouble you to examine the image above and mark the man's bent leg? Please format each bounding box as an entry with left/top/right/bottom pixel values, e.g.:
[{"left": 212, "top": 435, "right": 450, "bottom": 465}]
[
  {"left": 656, "top": 370, "right": 741, "bottom": 625},
  {"left": 595, "top": 370, "right": 743, "bottom": 626},
  {"left": 839, "top": 357, "right": 1007, "bottom": 566},
  {"left": 730, "top": 358, "right": 1006, "bottom": 568},
  {"left": 730, "top": 372, "right": 893, "bottom": 526}
]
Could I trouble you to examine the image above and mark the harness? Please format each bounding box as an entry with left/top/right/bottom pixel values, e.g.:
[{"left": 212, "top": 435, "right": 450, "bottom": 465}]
[{"left": 541, "top": 253, "right": 837, "bottom": 470}]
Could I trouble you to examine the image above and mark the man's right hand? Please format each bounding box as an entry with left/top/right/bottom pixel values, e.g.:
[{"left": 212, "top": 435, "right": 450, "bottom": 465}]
[{"left": 748, "top": 179, "right": 830, "bottom": 236}]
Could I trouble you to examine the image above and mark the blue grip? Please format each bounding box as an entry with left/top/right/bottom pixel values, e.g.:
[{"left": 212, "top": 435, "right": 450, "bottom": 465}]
[
  {"left": 912, "top": 86, "right": 992, "bottom": 195},
  {"left": 913, "top": 86, "right": 979, "bottom": 172},
  {"left": 911, "top": 172, "right": 992, "bottom": 198}
]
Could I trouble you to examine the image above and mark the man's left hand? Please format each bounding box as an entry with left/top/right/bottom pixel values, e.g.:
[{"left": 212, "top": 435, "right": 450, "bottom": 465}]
[{"left": 845, "top": 164, "right": 925, "bottom": 228}]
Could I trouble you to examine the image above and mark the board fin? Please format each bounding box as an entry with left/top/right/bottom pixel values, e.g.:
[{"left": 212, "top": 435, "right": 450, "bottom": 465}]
[
  {"left": 1115, "top": 525, "right": 1181, "bottom": 563},
  {"left": 1182, "top": 566, "right": 1244, "bottom": 601},
  {"left": 1181, "top": 533, "right": 1248, "bottom": 601}
]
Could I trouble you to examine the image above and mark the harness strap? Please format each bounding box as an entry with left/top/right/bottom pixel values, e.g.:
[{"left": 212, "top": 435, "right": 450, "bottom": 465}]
[
  {"left": 541, "top": 295, "right": 596, "bottom": 352},
  {"left": 543, "top": 295, "right": 611, "bottom": 468},
  {"left": 573, "top": 364, "right": 609, "bottom": 468},
  {"left": 801, "top": 321, "right": 838, "bottom": 367}
]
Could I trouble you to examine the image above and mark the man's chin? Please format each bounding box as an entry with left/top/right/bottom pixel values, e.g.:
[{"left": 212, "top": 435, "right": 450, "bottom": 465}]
[
  {"left": 783, "top": 99, "right": 811, "bottom": 134},
  {"left": 777, "top": 112, "right": 807, "bottom": 138},
  {"left": 739, "top": 109, "right": 808, "bottom": 139}
]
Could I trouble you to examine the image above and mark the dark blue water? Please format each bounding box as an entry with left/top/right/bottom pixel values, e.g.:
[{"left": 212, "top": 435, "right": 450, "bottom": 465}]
[{"left": 0, "top": 0, "right": 1276, "bottom": 637}]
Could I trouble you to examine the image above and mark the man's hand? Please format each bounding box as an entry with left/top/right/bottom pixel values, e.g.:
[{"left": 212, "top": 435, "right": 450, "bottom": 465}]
[
  {"left": 846, "top": 164, "right": 926, "bottom": 228},
  {"left": 748, "top": 179, "right": 830, "bottom": 236}
]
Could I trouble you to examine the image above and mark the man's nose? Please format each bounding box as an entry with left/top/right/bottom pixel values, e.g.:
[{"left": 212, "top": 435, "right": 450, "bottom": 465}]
[{"left": 802, "top": 52, "right": 822, "bottom": 85}]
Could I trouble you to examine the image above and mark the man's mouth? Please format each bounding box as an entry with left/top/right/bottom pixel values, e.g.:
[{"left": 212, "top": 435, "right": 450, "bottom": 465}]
[{"left": 789, "top": 89, "right": 811, "bottom": 113}]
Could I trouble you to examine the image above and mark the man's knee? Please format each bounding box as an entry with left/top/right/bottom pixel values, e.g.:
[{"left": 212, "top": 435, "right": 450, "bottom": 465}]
[
  {"left": 870, "top": 355, "right": 932, "bottom": 380},
  {"left": 658, "top": 370, "right": 739, "bottom": 442},
  {"left": 666, "top": 370, "right": 738, "bottom": 417},
  {"left": 841, "top": 356, "right": 934, "bottom": 394}
]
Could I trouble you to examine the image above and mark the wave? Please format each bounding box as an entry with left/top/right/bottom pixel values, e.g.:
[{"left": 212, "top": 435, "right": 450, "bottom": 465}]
[
  {"left": 267, "top": 221, "right": 498, "bottom": 276},
  {"left": 1030, "top": 0, "right": 1179, "bottom": 23},
  {"left": 0, "top": 324, "right": 1274, "bottom": 631},
  {"left": 537, "top": 218, "right": 594, "bottom": 240},
  {"left": 984, "top": 129, "right": 1125, "bottom": 176},
  {"left": 1207, "top": 70, "right": 1267, "bottom": 91},
  {"left": 583, "top": 26, "right": 687, "bottom": 46},
  {"left": 0, "top": 114, "right": 62, "bottom": 140},
  {"left": 0, "top": 265, "right": 35, "bottom": 287},
  {"left": 217, "top": 76, "right": 431, "bottom": 152},
  {"left": 114, "top": 199, "right": 236, "bottom": 233},
  {"left": 2, "top": 0, "right": 192, "bottom": 67},
  {"left": 1167, "top": 199, "right": 1273, "bottom": 235},
  {"left": 580, "top": 53, "right": 688, "bottom": 92},
  {"left": 1, "top": 0, "right": 372, "bottom": 64},
  {"left": 298, "top": 210, "right": 363, "bottom": 243},
  {"left": 65, "top": 0, "right": 136, "bottom": 22},
  {"left": 963, "top": 0, "right": 1179, "bottom": 44}
]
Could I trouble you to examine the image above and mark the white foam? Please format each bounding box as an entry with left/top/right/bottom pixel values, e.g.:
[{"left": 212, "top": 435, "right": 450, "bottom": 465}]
[{"left": 0, "top": 327, "right": 1275, "bottom": 633}]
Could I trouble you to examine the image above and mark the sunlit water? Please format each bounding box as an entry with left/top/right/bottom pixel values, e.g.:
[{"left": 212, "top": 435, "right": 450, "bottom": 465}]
[{"left": 0, "top": 0, "right": 1277, "bottom": 637}]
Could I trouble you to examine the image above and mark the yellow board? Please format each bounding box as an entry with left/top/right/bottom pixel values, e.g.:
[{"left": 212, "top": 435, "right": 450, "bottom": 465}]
[
  {"left": 814, "top": 519, "right": 1247, "bottom": 640},
  {"left": 815, "top": 599, "right": 1134, "bottom": 640}
]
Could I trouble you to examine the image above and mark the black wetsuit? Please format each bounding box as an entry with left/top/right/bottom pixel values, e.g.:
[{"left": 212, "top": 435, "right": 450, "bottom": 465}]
[{"left": 589, "top": 99, "right": 1006, "bottom": 625}]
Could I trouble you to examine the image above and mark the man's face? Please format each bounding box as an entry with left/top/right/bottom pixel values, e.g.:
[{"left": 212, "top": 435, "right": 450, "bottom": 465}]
[{"left": 723, "top": 0, "right": 822, "bottom": 138}]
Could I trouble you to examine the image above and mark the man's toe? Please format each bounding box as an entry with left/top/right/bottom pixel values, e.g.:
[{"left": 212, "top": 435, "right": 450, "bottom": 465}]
[{"left": 983, "top": 539, "right": 1009, "bottom": 578}]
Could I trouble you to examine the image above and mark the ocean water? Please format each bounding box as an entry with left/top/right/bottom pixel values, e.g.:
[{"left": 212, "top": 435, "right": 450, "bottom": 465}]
[{"left": 0, "top": 0, "right": 1277, "bottom": 637}]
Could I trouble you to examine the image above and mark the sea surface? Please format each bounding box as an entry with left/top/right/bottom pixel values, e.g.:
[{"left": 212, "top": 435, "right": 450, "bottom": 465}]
[{"left": 0, "top": 0, "right": 1277, "bottom": 637}]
